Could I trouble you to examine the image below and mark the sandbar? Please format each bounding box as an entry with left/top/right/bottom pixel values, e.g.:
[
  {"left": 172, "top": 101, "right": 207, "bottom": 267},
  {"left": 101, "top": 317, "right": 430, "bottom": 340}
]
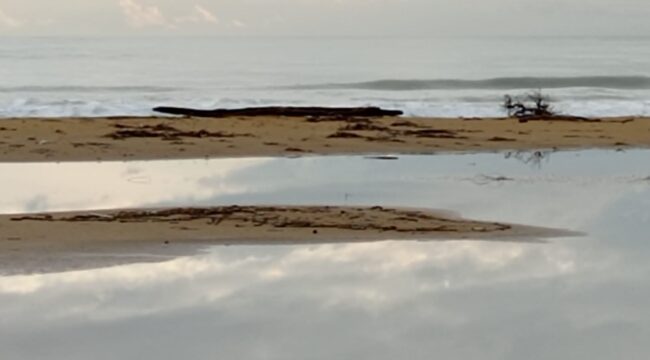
[{"left": 0, "top": 205, "right": 570, "bottom": 274}]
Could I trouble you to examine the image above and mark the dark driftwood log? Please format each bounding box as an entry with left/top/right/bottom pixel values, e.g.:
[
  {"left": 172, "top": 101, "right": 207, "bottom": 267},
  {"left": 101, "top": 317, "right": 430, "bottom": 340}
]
[
  {"left": 518, "top": 115, "right": 601, "bottom": 123},
  {"left": 152, "top": 106, "right": 403, "bottom": 118}
]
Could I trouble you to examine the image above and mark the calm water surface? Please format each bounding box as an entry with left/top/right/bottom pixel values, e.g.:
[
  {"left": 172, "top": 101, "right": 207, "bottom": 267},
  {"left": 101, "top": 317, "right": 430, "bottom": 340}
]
[{"left": 0, "top": 150, "right": 649, "bottom": 359}]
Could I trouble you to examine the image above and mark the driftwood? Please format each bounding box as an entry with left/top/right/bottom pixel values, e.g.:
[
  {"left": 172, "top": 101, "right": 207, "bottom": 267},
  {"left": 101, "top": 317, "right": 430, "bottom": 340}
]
[
  {"left": 503, "top": 92, "right": 554, "bottom": 118},
  {"left": 517, "top": 115, "right": 601, "bottom": 123},
  {"left": 503, "top": 91, "right": 603, "bottom": 123},
  {"left": 152, "top": 106, "right": 403, "bottom": 118}
]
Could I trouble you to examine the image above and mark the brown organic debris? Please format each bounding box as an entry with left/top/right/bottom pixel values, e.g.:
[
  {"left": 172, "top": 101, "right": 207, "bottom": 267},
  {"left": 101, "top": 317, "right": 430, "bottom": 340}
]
[
  {"left": 10, "top": 206, "right": 512, "bottom": 234},
  {"left": 341, "top": 122, "right": 391, "bottom": 132},
  {"left": 403, "top": 129, "right": 467, "bottom": 139},
  {"left": 328, "top": 131, "right": 365, "bottom": 139},
  {"left": 105, "top": 123, "right": 251, "bottom": 141},
  {"left": 488, "top": 137, "right": 516, "bottom": 142}
]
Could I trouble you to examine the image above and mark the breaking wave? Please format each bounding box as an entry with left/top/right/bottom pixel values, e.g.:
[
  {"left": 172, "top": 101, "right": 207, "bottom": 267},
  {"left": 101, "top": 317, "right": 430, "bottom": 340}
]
[
  {"left": 286, "top": 76, "right": 650, "bottom": 91},
  {"left": 0, "top": 86, "right": 180, "bottom": 94}
]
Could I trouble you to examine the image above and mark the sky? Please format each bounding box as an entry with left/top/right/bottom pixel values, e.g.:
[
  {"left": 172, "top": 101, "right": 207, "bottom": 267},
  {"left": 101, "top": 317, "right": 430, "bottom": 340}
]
[{"left": 0, "top": 0, "right": 649, "bottom": 37}]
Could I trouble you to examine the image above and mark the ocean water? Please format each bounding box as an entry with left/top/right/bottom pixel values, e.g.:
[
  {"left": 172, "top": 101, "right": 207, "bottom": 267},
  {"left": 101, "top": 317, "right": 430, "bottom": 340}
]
[{"left": 1, "top": 36, "right": 650, "bottom": 117}]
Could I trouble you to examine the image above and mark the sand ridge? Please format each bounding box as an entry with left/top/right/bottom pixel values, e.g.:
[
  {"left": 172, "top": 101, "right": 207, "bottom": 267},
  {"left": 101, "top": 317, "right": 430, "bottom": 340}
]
[
  {"left": 2, "top": 205, "right": 563, "bottom": 247},
  {"left": 0, "top": 205, "right": 575, "bottom": 274}
]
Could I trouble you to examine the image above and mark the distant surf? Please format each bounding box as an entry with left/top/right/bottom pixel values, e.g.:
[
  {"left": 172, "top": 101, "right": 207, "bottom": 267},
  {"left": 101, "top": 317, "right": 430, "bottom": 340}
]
[
  {"left": 0, "top": 86, "right": 180, "bottom": 94},
  {"left": 284, "top": 76, "right": 650, "bottom": 91}
]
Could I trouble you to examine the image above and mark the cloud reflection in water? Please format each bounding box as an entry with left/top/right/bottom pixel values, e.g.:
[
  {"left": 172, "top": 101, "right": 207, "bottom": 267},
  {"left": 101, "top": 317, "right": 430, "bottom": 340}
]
[{"left": 0, "top": 150, "right": 649, "bottom": 359}]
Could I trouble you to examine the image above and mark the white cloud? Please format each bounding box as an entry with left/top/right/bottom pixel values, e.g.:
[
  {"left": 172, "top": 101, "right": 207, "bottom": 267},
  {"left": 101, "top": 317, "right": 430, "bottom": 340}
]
[
  {"left": 118, "top": 0, "right": 167, "bottom": 28},
  {"left": 173, "top": 4, "right": 219, "bottom": 25},
  {"left": 193, "top": 5, "right": 218, "bottom": 24},
  {"left": 0, "top": 8, "right": 22, "bottom": 28},
  {"left": 231, "top": 19, "right": 246, "bottom": 28},
  {"left": 117, "top": 1, "right": 219, "bottom": 29}
]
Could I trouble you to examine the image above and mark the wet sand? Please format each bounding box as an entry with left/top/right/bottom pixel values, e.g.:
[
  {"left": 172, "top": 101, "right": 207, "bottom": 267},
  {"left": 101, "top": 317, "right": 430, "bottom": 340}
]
[
  {"left": 0, "top": 116, "right": 648, "bottom": 162},
  {"left": 0, "top": 206, "right": 569, "bottom": 274}
]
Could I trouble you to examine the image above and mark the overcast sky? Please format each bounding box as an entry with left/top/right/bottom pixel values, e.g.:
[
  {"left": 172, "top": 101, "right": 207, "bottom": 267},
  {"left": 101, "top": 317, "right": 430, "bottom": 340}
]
[{"left": 0, "top": 0, "right": 649, "bottom": 36}]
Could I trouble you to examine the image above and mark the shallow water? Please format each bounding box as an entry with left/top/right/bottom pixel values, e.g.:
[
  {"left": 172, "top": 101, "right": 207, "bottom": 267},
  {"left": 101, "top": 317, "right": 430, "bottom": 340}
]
[
  {"left": 1, "top": 150, "right": 649, "bottom": 359},
  {"left": 1, "top": 150, "right": 648, "bottom": 227}
]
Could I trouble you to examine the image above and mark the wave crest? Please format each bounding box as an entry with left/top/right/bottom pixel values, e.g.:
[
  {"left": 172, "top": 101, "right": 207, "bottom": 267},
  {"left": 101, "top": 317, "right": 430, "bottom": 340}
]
[
  {"left": 286, "top": 76, "right": 650, "bottom": 91},
  {"left": 0, "top": 86, "right": 180, "bottom": 94}
]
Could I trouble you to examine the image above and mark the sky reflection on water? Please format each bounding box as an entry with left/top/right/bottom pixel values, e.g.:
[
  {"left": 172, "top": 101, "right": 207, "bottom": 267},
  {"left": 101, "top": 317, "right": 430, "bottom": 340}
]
[{"left": 0, "top": 150, "right": 649, "bottom": 359}]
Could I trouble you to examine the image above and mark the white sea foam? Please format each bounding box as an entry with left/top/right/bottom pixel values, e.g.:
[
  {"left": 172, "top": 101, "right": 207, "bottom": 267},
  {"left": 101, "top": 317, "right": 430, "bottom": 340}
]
[{"left": 2, "top": 94, "right": 649, "bottom": 118}]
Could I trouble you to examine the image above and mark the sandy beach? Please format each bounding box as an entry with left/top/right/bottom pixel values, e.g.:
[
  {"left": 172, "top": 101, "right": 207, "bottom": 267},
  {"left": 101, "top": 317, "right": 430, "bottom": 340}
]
[{"left": 1, "top": 116, "right": 648, "bottom": 162}]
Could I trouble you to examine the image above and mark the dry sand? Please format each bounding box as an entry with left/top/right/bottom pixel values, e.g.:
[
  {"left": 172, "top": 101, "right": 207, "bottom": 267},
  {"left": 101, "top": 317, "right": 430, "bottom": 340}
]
[
  {"left": 0, "top": 116, "right": 648, "bottom": 162},
  {"left": 0, "top": 206, "right": 571, "bottom": 274}
]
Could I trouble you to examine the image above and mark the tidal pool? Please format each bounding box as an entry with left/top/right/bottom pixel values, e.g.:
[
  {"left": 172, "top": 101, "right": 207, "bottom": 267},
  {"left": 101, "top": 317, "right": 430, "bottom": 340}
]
[{"left": 0, "top": 150, "right": 649, "bottom": 359}]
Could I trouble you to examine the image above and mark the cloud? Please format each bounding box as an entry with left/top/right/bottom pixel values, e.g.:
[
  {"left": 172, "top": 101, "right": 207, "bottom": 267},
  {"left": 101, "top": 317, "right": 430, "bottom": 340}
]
[
  {"left": 117, "top": 0, "right": 219, "bottom": 28},
  {"left": 231, "top": 19, "right": 246, "bottom": 28},
  {"left": 193, "top": 5, "right": 218, "bottom": 24},
  {"left": 0, "top": 8, "right": 21, "bottom": 28},
  {"left": 118, "top": 0, "right": 167, "bottom": 28},
  {"left": 173, "top": 5, "right": 219, "bottom": 25}
]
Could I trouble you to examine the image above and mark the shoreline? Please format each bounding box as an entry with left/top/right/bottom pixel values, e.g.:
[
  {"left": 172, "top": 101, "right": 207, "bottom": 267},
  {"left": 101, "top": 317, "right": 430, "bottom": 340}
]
[{"left": 1, "top": 116, "right": 648, "bottom": 162}]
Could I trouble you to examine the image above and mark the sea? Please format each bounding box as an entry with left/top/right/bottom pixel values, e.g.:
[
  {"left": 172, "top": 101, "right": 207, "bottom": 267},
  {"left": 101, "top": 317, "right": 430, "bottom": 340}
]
[{"left": 1, "top": 36, "right": 650, "bottom": 118}]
